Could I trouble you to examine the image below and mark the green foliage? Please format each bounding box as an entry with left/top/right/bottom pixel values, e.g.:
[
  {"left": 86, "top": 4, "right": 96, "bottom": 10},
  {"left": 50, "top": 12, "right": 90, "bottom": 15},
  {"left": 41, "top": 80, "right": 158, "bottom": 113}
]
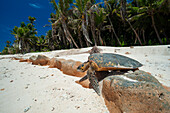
[
  {"left": 2, "top": 47, "right": 8, "bottom": 54},
  {"left": 21, "top": 22, "right": 26, "bottom": 28},
  {"left": 28, "top": 16, "right": 36, "bottom": 24},
  {"left": 148, "top": 40, "right": 152, "bottom": 45},
  {"left": 95, "top": 9, "right": 106, "bottom": 26},
  {"left": 162, "top": 37, "right": 167, "bottom": 44},
  {"left": 121, "top": 41, "right": 125, "bottom": 47},
  {"left": 74, "top": 0, "right": 90, "bottom": 14},
  {"left": 6, "top": 41, "right": 11, "bottom": 47}
]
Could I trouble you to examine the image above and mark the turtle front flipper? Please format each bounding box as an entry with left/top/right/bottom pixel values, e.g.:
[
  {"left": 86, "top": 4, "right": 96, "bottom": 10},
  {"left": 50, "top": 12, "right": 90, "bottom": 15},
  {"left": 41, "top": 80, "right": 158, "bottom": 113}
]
[
  {"left": 87, "top": 70, "right": 100, "bottom": 96},
  {"left": 79, "top": 75, "right": 88, "bottom": 82}
]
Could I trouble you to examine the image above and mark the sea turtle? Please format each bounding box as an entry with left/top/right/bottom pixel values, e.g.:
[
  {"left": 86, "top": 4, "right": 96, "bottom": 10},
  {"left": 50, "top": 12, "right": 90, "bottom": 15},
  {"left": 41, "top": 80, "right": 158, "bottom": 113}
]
[{"left": 77, "top": 53, "right": 143, "bottom": 96}]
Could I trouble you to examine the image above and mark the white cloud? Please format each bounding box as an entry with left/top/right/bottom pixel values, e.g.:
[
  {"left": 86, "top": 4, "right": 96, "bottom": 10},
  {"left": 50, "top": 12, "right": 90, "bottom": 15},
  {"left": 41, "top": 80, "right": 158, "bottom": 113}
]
[{"left": 29, "top": 3, "right": 42, "bottom": 9}]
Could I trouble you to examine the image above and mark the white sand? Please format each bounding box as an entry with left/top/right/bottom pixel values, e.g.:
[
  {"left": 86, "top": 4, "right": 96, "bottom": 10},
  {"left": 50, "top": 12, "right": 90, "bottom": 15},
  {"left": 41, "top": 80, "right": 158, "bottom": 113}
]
[{"left": 0, "top": 45, "right": 170, "bottom": 113}]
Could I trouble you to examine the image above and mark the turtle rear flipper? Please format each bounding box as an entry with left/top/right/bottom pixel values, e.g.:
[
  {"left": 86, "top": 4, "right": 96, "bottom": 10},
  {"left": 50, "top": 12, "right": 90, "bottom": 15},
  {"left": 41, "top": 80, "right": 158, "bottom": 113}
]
[
  {"left": 79, "top": 75, "right": 88, "bottom": 82},
  {"left": 89, "top": 74, "right": 100, "bottom": 96}
]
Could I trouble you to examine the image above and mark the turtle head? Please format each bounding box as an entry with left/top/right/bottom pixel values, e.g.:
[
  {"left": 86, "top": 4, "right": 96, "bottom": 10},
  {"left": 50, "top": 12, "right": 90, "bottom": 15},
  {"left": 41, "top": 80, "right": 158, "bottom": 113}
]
[{"left": 77, "top": 61, "right": 90, "bottom": 72}]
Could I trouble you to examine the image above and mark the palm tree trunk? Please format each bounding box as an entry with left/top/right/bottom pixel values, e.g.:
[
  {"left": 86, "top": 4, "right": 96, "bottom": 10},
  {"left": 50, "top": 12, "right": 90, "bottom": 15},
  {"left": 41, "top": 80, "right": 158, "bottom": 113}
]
[
  {"left": 23, "top": 39, "right": 26, "bottom": 54},
  {"left": 151, "top": 10, "right": 163, "bottom": 44},
  {"left": 111, "top": 32, "right": 115, "bottom": 46},
  {"left": 26, "top": 42, "right": 30, "bottom": 53},
  {"left": 142, "top": 29, "right": 146, "bottom": 45},
  {"left": 90, "top": 12, "right": 97, "bottom": 46},
  {"left": 17, "top": 35, "right": 21, "bottom": 52},
  {"left": 67, "top": 29, "right": 79, "bottom": 48},
  {"left": 85, "top": 37, "right": 90, "bottom": 47},
  {"left": 61, "top": 16, "right": 79, "bottom": 48},
  {"left": 61, "top": 20, "right": 73, "bottom": 48},
  {"left": 33, "top": 44, "right": 36, "bottom": 51},
  {"left": 52, "top": 25, "right": 54, "bottom": 40},
  {"left": 82, "top": 16, "right": 92, "bottom": 46},
  {"left": 20, "top": 38, "right": 24, "bottom": 53},
  {"left": 40, "top": 46, "right": 42, "bottom": 51},
  {"left": 120, "top": 0, "right": 126, "bottom": 22},
  {"left": 78, "top": 29, "right": 83, "bottom": 48},
  {"left": 108, "top": 16, "right": 122, "bottom": 46},
  {"left": 50, "top": 25, "right": 55, "bottom": 50},
  {"left": 98, "top": 29, "right": 104, "bottom": 45},
  {"left": 59, "top": 27, "right": 66, "bottom": 47},
  {"left": 64, "top": 30, "right": 78, "bottom": 49},
  {"left": 126, "top": 19, "right": 143, "bottom": 45}
]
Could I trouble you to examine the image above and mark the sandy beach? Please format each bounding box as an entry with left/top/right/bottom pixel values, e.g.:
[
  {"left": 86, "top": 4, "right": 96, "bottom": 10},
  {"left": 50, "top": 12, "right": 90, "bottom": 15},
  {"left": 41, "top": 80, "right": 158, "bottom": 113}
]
[{"left": 0, "top": 45, "right": 170, "bottom": 113}]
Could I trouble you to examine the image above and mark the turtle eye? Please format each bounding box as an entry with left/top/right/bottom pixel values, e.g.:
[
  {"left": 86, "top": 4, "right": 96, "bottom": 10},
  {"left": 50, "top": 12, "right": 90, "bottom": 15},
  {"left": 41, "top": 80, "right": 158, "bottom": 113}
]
[
  {"left": 77, "top": 65, "right": 84, "bottom": 71},
  {"left": 81, "top": 64, "right": 84, "bottom": 70}
]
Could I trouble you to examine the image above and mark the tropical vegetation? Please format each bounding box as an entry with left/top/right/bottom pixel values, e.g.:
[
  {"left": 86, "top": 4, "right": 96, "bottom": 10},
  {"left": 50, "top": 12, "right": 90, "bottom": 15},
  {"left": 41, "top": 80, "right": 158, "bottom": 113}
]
[{"left": 1, "top": 0, "right": 169, "bottom": 54}]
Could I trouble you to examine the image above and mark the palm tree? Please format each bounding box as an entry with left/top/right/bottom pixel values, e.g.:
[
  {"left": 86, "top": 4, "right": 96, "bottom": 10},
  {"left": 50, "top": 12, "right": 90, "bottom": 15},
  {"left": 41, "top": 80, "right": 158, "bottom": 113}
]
[
  {"left": 104, "top": 0, "right": 122, "bottom": 46},
  {"left": 28, "top": 16, "right": 36, "bottom": 24},
  {"left": 92, "top": 7, "right": 107, "bottom": 45},
  {"left": 131, "top": 0, "right": 166, "bottom": 44},
  {"left": 5, "top": 41, "right": 13, "bottom": 54},
  {"left": 36, "top": 35, "right": 48, "bottom": 51},
  {"left": 46, "top": 30, "right": 54, "bottom": 50},
  {"left": 117, "top": 0, "right": 143, "bottom": 45},
  {"left": 73, "top": 0, "right": 93, "bottom": 46},
  {"left": 11, "top": 25, "right": 27, "bottom": 53},
  {"left": 6, "top": 41, "right": 11, "bottom": 47},
  {"left": 11, "top": 17, "right": 38, "bottom": 53},
  {"left": 50, "top": 0, "right": 79, "bottom": 48},
  {"left": 11, "top": 26, "right": 20, "bottom": 50},
  {"left": 120, "top": 0, "right": 127, "bottom": 22},
  {"left": 17, "top": 25, "right": 29, "bottom": 53}
]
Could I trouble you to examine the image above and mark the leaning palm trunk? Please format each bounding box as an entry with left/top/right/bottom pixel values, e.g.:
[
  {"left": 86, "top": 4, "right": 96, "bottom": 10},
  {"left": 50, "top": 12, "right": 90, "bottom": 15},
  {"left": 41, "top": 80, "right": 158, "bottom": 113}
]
[
  {"left": 151, "top": 10, "right": 163, "bottom": 44},
  {"left": 61, "top": 21, "right": 73, "bottom": 47},
  {"left": 108, "top": 16, "right": 122, "bottom": 46},
  {"left": 21, "top": 38, "right": 26, "bottom": 54},
  {"left": 26, "top": 42, "right": 30, "bottom": 53},
  {"left": 67, "top": 28, "right": 79, "bottom": 48},
  {"left": 17, "top": 36, "right": 22, "bottom": 51},
  {"left": 82, "top": 18, "right": 92, "bottom": 46},
  {"left": 120, "top": 0, "right": 126, "bottom": 22},
  {"left": 126, "top": 19, "right": 143, "bottom": 45},
  {"left": 82, "top": 13, "right": 92, "bottom": 45},
  {"left": 50, "top": 25, "right": 55, "bottom": 50},
  {"left": 52, "top": 25, "right": 55, "bottom": 40},
  {"left": 78, "top": 29, "right": 83, "bottom": 48},
  {"left": 98, "top": 28, "right": 104, "bottom": 45},
  {"left": 59, "top": 27, "right": 67, "bottom": 47},
  {"left": 33, "top": 43, "right": 36, "bottom": 51},
  {"left": 20, "top": 38, "right": 24, "bottom": 53},
  {"left": 142, "top": 29, "right": 146, "bottom": 45},
  {"left": 90, "top": 12, "right": 97, "bottom": 46},
  {"left": 61, "top": 16, "right": 79, "bottom": 48}
]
